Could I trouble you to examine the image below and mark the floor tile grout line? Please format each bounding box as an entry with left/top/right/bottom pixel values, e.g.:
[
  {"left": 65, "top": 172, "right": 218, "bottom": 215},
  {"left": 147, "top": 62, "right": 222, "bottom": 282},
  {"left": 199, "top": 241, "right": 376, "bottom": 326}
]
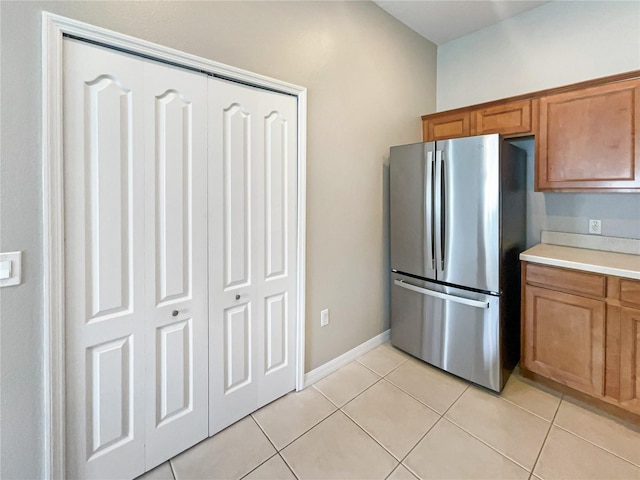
[
  {"left": 337, "top": 405, "right": 405, "bottom": 468},
  {"left": 356, "top": 357, "right": 408, "bottom": 378},
  {"left": 551, "top": 423, "right": 640, "bottom": 469},
  {"left": 277, "top": 451, "right": 300, "bottom": 480},
  {"left": 168, "top": 459, "right": 178, "bottom": 480},
  {"left": 249, "top": 413, "right": 280, "bottom": 453},
  {"left": 395, "top": 414, "right": 447, "bottom": 479},
  {"left": 499, "top": 394, "right": 562, "bottom": 423},
  {"left": 442, "top": 415, "right": 538, "bottom": 473},
  {"left": 528, "top": 392, "right": 563, "bottom": 477},
  {"left": 311, "top": 383, "right": 342, "bottom": 408},
  {"left": 392, "top": 386, "right": 474, "bottom": 479},
  {"left": 382, "top": 374, "right": 465, "bottom": 417},
  {"left": 269, "top": 407, "right": 342, "bottom": 454},
  {"left": 238, "top": 451, "right": 280, "bottom": 480}
]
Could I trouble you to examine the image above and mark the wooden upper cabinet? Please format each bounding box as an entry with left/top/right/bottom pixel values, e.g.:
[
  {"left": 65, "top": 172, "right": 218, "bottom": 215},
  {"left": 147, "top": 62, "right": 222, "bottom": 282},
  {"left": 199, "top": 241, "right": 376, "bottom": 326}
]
[
  {"left": 422, "top": 111, "right": 470, "bottom": 141},
  {"left": 472, "top": 99, "right": 533, "bottom": 136},
  {"left": 536, "top": 78, "right": 640, "bottom": 191}
]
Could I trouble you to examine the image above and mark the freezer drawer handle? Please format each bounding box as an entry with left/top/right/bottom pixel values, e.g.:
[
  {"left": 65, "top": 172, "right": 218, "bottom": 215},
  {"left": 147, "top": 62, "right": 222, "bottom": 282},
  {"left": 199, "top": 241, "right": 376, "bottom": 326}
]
[{"left": 394, "top": 279, "right": 490, "bottom": 309}]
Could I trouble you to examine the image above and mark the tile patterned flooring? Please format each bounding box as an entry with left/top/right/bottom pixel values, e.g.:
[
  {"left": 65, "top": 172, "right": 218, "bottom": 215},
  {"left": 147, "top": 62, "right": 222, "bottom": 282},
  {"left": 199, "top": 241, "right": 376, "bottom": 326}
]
[{"left": 139, "top": 344, "right": 640, "bottom": 480}]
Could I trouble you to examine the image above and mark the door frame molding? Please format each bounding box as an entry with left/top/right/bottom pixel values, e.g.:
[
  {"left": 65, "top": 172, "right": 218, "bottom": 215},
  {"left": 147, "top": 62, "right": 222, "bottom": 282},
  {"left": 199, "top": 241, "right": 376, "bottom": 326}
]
[{"left": 41, "top": 11, "right": 307, "bottom": 478}]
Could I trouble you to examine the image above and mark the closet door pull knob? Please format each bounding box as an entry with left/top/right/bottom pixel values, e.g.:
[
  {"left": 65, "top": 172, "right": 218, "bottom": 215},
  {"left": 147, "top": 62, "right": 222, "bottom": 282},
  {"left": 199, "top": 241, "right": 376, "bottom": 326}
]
[
  {"left": 235, "top": 294, "right": 241, "bottom": 300},
  {"left": 172, "top": 310, "right": 179, "bottom": 317}
]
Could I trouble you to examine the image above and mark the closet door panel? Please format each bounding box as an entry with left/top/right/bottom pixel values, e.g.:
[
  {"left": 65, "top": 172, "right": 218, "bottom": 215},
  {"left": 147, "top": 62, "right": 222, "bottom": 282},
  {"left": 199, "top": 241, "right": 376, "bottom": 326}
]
[
  {"left": 209, "top": 80, "right": 260, "bottom": 434},
  {"left": 143, "top": 61, "right": 208, "bottom": 470},
  {"left": 64, "top": 39, "right": 146, "bottom": 480},
  {"left": 209, "top": 78, "right": 297, "bottom": 434},
  {"left": 258, "top": 92, "right": 297, "bottom": 406}
]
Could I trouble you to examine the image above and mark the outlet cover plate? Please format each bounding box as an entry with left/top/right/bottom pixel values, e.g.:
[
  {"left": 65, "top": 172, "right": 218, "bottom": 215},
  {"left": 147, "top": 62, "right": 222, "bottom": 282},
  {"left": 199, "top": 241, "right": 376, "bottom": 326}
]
[{"left": 589, "top": 219, "right": 602, "bottom": 235}]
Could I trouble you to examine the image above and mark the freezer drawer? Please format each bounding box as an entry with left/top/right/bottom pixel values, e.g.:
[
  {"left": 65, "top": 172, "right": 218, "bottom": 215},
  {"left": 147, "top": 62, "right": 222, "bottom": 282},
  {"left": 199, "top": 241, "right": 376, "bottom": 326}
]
[{"left": 390, "top": 273, "right": 504, "bottom": 391}]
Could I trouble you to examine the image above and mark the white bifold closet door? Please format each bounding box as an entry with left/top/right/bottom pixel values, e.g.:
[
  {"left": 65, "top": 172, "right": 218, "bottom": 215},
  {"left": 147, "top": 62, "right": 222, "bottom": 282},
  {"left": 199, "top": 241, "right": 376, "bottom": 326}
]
[
  {"left": 208, "top": 78, "right": 298, "bottom": 435},
  {"left": 63, "top": 39, "right": 208, "bottom": 479}
]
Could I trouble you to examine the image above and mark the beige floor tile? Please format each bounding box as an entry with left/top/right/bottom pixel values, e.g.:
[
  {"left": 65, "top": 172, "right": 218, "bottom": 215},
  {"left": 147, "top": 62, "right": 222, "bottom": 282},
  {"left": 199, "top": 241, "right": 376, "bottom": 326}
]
[
  {"left": 171, "top": 416, "right": 276, "bottom": 480},
  {"left": 404, "top": 418, "right": 529, "bottom": 479},
  {"left": 385, "top": 359, "right": 468, "bottom": 413},
  {"left": 243, "top": 455, "right": 296, "bottom": 480},
  {"left": 388, "top": 464, "right": 419, "bottom": 480},
  {"left": 252, "top": 386, "right": 337, "bottom": 449},
  {"left": 313, "top": 361, "right": 380, "bottom": 407},
  {"left": 534, "top": 426, "right": 640, "bottom": 480},
  {"left": 553, "top": 400, "right": 640, "bottom": 466},
  {"left": 500, "top": 374, "right": 562, "bottom": 421},
  {"left": 281, "top": 411, "right": 397, "bottom": 479},
  {"left": 343, "top": 379, "right": 439, "bottom": 460},
  {"left": 357, "top": 344, "right": 408, "bottom": 376},
  {"left": 136, "top": 462, "right": 174, "bottom": 480},
  {"left": 445, "top": 386, "right": 550, "bottom": 470}
]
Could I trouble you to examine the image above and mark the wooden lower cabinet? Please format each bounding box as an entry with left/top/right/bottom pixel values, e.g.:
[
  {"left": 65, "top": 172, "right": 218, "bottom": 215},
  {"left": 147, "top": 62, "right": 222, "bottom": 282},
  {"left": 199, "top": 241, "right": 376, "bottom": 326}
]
[
  {"left": 522, "top": 262, "right": 640, "bottom": 418},
  {"left": 524, "top": 285, "right": 605, "bottom": 396},
  {"left": 606, "top": 305, "right": 640, "bottom": 414}
]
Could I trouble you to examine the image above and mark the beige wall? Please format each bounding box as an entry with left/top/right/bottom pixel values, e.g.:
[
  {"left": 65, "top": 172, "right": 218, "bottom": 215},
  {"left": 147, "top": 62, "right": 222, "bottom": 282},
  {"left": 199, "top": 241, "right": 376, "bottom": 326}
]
[
  {"left": 437, "top": 0, "right": 640, "bottom": 110},
  {"left": 0, "top": 1, "right": 437, "bottom": 476}
]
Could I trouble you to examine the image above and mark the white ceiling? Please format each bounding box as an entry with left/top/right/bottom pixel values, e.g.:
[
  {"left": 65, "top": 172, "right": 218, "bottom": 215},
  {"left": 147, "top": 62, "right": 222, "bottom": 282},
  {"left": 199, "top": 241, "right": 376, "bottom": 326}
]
[{"left": 374, "top": 0, "right": 550, "bottom": 45}]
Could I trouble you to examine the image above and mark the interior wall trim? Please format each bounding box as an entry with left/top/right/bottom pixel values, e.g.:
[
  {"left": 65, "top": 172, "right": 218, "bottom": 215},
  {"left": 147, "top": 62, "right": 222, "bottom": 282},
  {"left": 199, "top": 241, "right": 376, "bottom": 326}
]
[
  {"left": 303, "top": 330, "right": 391, "bottom": 388},
  {"left": 41, "top": 11, "right": 307, "bottom": 479}
]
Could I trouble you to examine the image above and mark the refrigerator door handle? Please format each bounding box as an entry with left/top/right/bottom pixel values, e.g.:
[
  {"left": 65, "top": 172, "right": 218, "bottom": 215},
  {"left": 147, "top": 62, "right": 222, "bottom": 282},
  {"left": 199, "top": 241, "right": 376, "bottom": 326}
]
[
  {"left": 434, "top": 150, "right": 444, "bottom": 272},
  {"left": 425, "top": 150, "right": 435, "bottom": 269},
  {"left": 394, "top": 279, "right": 490, "bottom": 309}
]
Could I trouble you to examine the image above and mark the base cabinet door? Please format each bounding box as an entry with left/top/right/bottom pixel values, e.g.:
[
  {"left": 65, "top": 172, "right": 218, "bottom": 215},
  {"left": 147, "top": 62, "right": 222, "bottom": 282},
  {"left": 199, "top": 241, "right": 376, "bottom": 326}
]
[
  {"left": 608, "top": 307, "right": 640, "bottom": 414},
  {"left": 524, "top": 285, "right": 606, "bottom": 396}
]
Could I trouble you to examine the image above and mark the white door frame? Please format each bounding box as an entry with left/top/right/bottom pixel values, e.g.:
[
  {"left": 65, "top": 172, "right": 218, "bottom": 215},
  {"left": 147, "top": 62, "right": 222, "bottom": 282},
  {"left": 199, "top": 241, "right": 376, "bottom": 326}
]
[{"left": 41, "top": 11, "right": 307, "bottom": 479}]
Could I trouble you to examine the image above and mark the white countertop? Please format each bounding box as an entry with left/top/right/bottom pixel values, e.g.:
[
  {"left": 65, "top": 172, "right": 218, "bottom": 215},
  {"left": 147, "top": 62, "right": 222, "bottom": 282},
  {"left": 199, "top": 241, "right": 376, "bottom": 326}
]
[{"left": 520, "top": 243, "right": 640, "bottom": 280}]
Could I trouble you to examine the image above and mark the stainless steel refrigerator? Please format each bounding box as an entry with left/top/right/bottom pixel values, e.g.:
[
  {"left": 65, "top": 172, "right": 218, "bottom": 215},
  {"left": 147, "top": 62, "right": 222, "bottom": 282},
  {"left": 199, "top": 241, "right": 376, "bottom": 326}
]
[{"left": 390, "top": 133, "right": 525, "bottom": 392}]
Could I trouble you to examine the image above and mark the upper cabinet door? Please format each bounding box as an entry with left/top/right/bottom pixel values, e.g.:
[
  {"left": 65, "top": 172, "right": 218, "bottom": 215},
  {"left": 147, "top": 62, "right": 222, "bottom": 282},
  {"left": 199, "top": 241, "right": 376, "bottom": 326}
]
[
  {"left": 422, "top": 111, "right": 471, "bottom": 141},
  {"left": 472, "top": 99, "right": 532, "bottom": 137},
  {"left": 536, "top": 78, "right": 640, "bottom": 191}
]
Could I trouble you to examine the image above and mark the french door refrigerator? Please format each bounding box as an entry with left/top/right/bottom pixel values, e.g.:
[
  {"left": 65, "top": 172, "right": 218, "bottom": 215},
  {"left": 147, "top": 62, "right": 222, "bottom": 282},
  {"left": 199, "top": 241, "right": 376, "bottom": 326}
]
[{"left": 390, "top": 133, "right": 525, "bottom": 392}]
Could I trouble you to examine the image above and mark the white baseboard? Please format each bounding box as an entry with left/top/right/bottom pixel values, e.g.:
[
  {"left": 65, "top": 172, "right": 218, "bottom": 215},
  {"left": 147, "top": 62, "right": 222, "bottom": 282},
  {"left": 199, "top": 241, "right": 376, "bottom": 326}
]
[{"left": 303, "top": 329, "right": 390, "bottom": 388}]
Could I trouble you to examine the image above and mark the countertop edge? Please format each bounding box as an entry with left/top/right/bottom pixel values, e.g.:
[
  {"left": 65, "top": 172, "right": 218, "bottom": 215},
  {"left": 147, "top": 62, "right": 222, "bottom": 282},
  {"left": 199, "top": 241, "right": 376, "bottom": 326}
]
[{"left": 520, "top": 246, "right": 640, "bottom": 280}]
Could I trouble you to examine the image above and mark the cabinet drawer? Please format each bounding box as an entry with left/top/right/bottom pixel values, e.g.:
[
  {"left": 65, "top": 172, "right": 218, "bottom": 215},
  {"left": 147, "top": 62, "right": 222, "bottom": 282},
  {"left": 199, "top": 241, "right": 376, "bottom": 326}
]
[
  {"left": 525, "top": 263, "right": 606, "bottom": 298},
  {"left": 620, "top": 278, "right": 640, "bottom": 309}
]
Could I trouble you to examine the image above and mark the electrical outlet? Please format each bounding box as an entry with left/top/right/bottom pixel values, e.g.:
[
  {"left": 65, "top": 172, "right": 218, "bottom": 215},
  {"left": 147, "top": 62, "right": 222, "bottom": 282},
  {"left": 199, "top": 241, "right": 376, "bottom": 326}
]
[
  {"left": 320, "top": 308, "right": 330, "bottom": 327},
  {"left": 588, "top": 219, "right": 602, "bottom": 235}
]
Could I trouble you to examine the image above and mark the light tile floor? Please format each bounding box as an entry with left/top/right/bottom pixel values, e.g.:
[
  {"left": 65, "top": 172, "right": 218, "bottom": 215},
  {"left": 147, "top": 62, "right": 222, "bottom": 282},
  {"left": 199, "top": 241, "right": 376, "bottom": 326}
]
[{"left": 139, "top": 344, "right": 640, "bottom": 480}]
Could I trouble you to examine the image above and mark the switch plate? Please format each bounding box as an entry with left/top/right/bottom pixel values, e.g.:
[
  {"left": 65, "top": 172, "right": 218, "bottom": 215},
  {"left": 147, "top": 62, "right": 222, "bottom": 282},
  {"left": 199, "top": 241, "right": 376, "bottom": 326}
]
[
  {"left": 320, "top": 308, "right": 330, "bottom": 327},
  {"left": 0, "top": 251, "right": 22, "bottom": 287},
  {"left": 589, "top": 219, "right": 602, "bottom": 235}
]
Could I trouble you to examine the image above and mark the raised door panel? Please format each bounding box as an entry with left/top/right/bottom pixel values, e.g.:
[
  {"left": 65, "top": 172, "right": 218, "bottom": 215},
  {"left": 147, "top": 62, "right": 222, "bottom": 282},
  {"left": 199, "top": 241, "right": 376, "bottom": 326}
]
[
  {"left": 473, "top": 100, "right": 532, "bottom": 136},
  {"left": 64, "top": 39, "right": 146, "bottom": 480},
  {"left": 524, "top": 285, "right": 605, "bottom": 397},
  {"left": 422, "top": 111, "right": 470, "bottom": 141},
  {"left": 143, "top": 61, "right": 208, "bottom": 470},
  {"left": 537, "top": 79, "right": 640, "bottom": 191}
]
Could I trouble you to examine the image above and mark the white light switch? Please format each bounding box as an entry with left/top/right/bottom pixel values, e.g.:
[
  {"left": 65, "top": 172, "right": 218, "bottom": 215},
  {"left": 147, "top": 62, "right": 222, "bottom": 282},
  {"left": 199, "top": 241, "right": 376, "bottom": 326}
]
[
  {"left": 0, "top": 251, "right": 22, "bottom": 287},
  {"left": 0, "top": 261, "right": 11, "bottom": 280}
]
